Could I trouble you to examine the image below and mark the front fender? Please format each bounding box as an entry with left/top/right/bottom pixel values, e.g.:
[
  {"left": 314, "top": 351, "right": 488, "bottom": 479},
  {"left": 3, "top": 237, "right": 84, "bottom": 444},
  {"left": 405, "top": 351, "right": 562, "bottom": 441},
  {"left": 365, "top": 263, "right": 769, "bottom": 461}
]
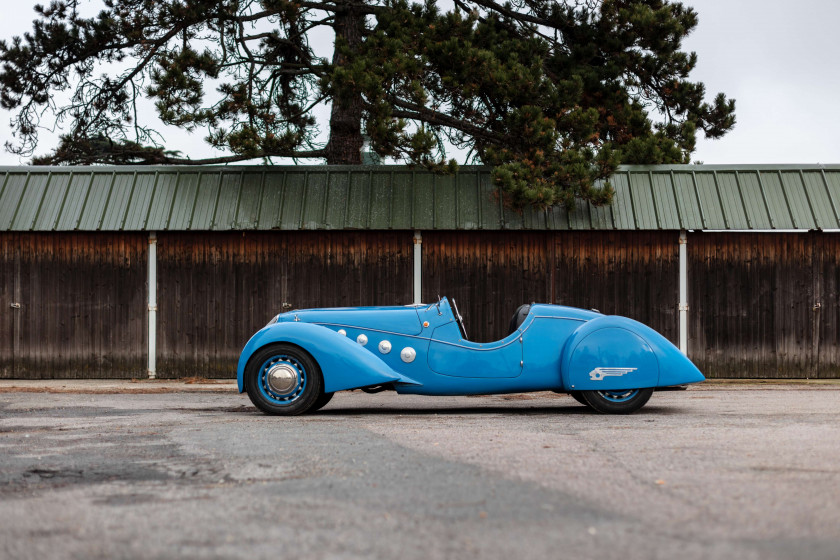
[
  {"left": 237, "top": 322, "right": 418, "bottom": 393},
  {"left": 560, "top": 316, "right": 704, "bottom": 391}
]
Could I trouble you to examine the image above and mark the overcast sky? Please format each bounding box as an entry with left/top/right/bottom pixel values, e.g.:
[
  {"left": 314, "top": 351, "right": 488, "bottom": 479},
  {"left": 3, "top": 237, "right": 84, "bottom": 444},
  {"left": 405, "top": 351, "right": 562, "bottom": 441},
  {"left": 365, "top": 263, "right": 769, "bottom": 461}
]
[{"left": 0, "top": 0, "right": 837, "bottom": 166}]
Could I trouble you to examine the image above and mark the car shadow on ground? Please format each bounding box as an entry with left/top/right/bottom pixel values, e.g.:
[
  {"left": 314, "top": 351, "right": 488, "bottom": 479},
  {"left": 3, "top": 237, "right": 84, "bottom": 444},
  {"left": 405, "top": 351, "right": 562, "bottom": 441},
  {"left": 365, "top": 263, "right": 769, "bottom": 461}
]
[{"left": 309, "top": 405, "right": 682, "bottom": 416}]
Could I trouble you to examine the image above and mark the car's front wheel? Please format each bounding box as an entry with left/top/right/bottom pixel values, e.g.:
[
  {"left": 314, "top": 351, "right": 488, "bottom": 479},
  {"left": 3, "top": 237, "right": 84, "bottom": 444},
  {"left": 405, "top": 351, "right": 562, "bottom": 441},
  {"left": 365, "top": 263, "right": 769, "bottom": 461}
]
[
  {"left": 580, "top": 388, "right": 654, "bottom": 414},
  {"left": 310, "top": 391, "right": 334, "bottom": 412},
  {"left": 244, "top": 343, "right": 323, "bottom": 415}
]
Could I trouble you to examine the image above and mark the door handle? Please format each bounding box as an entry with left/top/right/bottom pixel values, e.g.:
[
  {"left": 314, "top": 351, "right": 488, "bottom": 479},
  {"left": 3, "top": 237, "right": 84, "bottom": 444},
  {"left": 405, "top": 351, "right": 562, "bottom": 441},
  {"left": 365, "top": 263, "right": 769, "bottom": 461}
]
[{"left": 10, "top": 303, "right": 21, "bottom": 309}]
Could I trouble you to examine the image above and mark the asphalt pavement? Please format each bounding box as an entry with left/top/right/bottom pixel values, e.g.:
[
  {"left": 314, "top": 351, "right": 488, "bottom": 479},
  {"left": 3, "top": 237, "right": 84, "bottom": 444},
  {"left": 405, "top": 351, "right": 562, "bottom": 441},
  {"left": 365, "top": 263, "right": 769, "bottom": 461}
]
[{"left": 1, "top": 382, "right": 838, "bottom": 560}]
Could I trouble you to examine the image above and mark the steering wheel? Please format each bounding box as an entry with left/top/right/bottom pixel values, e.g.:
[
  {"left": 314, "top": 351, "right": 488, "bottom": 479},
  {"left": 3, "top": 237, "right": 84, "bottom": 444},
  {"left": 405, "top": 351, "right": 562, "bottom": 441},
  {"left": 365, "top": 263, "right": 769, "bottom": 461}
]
[{"left": 451, "top": 298, "right": 468, "bottom": 340}]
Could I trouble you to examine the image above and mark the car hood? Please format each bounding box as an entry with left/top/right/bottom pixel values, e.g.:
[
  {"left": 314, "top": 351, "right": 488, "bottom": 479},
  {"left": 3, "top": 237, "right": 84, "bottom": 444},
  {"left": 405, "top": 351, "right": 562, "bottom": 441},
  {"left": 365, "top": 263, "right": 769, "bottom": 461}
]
[{"left": 276, "top": 305, "right": 424, "bottom": 335}]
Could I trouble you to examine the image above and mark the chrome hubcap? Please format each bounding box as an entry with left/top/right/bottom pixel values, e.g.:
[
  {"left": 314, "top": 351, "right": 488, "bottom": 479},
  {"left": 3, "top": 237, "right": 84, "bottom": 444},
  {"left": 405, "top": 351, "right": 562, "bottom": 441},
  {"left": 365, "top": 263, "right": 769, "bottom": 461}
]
[{"left": 266, "top": 363, "right": 299, "bottom": 394}]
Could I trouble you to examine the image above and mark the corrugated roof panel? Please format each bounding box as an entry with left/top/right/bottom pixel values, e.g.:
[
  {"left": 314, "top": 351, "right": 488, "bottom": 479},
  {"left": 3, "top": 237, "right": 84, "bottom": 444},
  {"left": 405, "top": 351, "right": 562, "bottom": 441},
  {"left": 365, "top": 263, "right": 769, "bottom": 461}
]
[
  {"left": 693, "top": 172, "right": 727, "bottom": 229},
  {"left": 0, "top": 173, "right": 28, "bottom": 230},
  {"left": 801, "top": 170, "right": 839, "bottom": 229},
  {"left": 433, "top": 174, "right": 458, "bottom": 229},
  {"left": 714, "top": 172, "right": 750, "bottom": 229},
  {"left": 55, "top": 173, "right": 94, "bottom": 230},
  {"left": 213, "top": 172, "right": 243, "bottom": 230},
  {"left": 478, "top": 173, "right": 503, "bottom": 230},
  {"left": 732, "top": 171, "right": 770, "bottom": 229},
  {"left": 190, "top": 171, "right": 222, "bottom": 229},
  {"left": 77, "top": 172, "right": 115, "bottom": 230},
  {"left": 255, "top": 171, "right": 284, "bottom": 229},
  {"left": 4, "top": 164, "right": 840, "bottom": 232},
  {"left": 671, "top": 171, "right": 702, "bottom": 229},
  {"left": 521, "top": 204, "right": 546, "bottom": 230},
  {"left": 779, "top": 171, "right": 818, "bottom": 229},
  {"left": 757, "top": 172, "right": 795, "bottom": 229},
  {"left": 344, "top": 172, "right": 370, "bottom": 229},
  {"left": 368, "top": 172, "right": 393, "bottom": 229},
  {"left": 822, "top": 171, "right": 840, "bottom": 226},
  {"left": 610, "top": 173, "right": 635, "bottom": 229},
  {"left": 300, "top": 171, "right": 328, "bottom": 229},
  {"left": 123, "top": 173, "right": 158, "bottom": 230},
  {"left": 567, "top": 200, "right": 591, "bottom": 230},
  {"left": 412, "top": 173, "right": 435, "bottom": 229},
  {"left": 234, "top": 171, "right": 265, "bottom": 229},
  {"left": 589, "top": 178, "right": 615, "bottom": 230},
  {"left": 32, "top": 172, "right": 71, "bottom": 230},
  {"left": 455, "top": 171, "right": 480, "bottom": 229},
  {"left": 650, "top": 173, "right": 680, "bottom": 230},
  {"left": 99, "top": 172, "right": 137, "bottom": 230},
  {"left": 545, "top": 205, "right": 568, "bottom": 230},
  {"left": 11, "top": 172, "right": 50, "bottom": 230},
  {"left": 277, "top": 172, "right": 305, "bottom": 230},
  {"left": 145, "top": 172, "right": 179, "bottom": 230},
  {"left": 165, "top": 172, "right": 200, "bottom": 229},
  {"left": 324, "top": 171, "right": 349, "bottom": 229},
  {"left": 627, "top": 172, "right": 658, "bottom": 229}
]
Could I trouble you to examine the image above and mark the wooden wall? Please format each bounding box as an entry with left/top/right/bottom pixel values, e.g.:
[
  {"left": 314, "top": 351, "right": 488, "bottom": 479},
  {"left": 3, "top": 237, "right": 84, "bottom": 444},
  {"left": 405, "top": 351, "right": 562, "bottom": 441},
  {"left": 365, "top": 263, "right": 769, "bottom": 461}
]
[
  {"left": 156, "top": 231, "right": 413, "bottom": 378},
  {"left": 2, "top": 230, "right": 838, "bottom": 379},
  {"left": 689, "top": 232, "right": 840, "bottom": 378},
  {"left": 0, "top": 233, "right": 147, "bottom": 378},
  {"left": 422, "top": 231, "right": 678, "bottom": 344}
]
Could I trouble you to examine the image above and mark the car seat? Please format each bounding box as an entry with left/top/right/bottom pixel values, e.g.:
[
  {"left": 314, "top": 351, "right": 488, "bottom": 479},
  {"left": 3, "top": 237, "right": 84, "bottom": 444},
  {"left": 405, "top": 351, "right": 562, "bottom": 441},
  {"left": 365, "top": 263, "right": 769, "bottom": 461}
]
[{"left": 508, "top": 303, "right": 532, "bottom": 335}]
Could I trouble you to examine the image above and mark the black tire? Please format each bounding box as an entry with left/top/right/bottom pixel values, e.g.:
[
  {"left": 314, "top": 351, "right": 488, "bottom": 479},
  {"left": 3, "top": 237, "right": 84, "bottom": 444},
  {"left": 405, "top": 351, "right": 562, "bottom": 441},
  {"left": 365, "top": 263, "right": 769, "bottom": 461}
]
[
  {"left": 310, "top": 391, "right": 335, "bottom": 412},
  {"left": 569, "top": 391, "right": 591, "bottom": 407},
  {"left": 244, "top": 343, "right": 324, "bottom": 415},
  {"left": 580, "top": 388, "right": 654, "bottom": 414}
]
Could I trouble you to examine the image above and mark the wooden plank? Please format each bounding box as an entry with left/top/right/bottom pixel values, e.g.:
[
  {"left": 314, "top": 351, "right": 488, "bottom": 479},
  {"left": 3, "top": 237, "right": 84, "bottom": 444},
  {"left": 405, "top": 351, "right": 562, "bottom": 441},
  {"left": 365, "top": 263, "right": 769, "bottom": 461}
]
[
  {"left": 551, "top": 231, "right": 679, "bottom": 344},
  {"left": 5, "top": 233, "right": 146, "bottom": 379},
  {"left": 156, "top": 231, "right": 413, "bottom": 377},
  {"left": 421, "top": 231, "right": 551, "bottom": 342},
  {"left": 688, "top": 232, "right": 818, "bottom": 378},
  {"left": 814, "top": 233, "right": 840, "bottom": 378},
  {"left": 0, "top": 234, "right": 15, "bottom": 377}
]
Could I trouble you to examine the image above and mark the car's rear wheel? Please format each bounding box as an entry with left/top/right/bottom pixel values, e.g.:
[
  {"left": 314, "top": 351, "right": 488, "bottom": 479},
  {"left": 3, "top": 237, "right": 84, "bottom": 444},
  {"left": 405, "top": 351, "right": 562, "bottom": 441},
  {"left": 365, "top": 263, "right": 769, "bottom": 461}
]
[
  {"left": 244, "top": 343, "right": 323, "bottom": 415},
  {"left": 581, "top": 388, "right": 654, "bottom": 414},
  {"left": 569, "top": 391, "right": 590, "bottom": 407}
]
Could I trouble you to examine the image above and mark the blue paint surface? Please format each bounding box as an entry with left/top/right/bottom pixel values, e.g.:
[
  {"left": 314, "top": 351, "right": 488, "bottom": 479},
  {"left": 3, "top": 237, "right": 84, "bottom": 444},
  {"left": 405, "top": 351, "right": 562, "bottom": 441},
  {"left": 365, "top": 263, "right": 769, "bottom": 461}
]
[{"left": 237, "top": 297, "right": 704, "bottom": 396}]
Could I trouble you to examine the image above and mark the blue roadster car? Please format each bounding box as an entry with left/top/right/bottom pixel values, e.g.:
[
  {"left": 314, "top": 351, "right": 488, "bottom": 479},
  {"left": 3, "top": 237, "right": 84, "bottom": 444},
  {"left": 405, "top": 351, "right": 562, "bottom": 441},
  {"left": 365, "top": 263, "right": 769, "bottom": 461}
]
[{"left": 237, "top": 297, "right": 704, "bottom": 415}]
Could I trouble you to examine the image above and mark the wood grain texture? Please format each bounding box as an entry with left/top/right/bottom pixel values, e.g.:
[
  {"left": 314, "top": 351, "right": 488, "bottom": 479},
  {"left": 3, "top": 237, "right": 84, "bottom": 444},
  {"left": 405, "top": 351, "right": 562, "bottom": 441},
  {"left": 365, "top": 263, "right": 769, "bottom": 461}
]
[
  {"left": 688, "top": 232, "right": 826, "bottom": 378},
  {"left": 156, "top": 231, "right": 413, "bottom": 378},
  {"left": 0, "top": 233, "right": 147, "bottom": 379},
  {"left": 2, "top": 229, "right": 839, "bottom": 379}
]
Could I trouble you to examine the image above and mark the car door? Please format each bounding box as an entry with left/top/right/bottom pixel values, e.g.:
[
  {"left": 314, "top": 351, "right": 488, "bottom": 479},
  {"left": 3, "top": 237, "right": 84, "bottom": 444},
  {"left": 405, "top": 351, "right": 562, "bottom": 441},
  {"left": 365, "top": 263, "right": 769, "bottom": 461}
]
[{"left": 427, "top": 321, "right": 523, "bottom": 378}]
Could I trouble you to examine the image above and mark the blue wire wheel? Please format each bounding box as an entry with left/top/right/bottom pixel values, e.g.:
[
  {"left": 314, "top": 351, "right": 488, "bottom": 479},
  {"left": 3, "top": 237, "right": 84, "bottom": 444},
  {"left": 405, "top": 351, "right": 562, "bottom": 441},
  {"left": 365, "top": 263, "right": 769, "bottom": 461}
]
[
  {"left": 245, "top": 343, "right": 323, "bottom": 415},
  {"left": 581, "top": 387, "right": 654, "bottom": 414},
  {"left": 257, "top": 355, "right": 308, "bottom": 405},
  {"left": 595, "top": 389, "right": 640, "bottom": 403}
]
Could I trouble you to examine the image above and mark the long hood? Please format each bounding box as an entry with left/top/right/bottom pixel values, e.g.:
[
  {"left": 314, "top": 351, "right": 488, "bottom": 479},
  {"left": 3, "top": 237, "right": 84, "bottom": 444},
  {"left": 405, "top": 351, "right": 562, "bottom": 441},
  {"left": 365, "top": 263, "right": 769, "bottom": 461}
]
[{"left": 277, "top": 305, "right": 424, "bottom": 336}]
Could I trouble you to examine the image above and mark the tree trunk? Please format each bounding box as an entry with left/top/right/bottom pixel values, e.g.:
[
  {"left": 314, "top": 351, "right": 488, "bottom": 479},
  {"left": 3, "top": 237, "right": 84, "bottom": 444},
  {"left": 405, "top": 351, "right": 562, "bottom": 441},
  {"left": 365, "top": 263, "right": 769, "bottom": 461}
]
[{"left": 325, "top": 3, "right": 364, "bottom": 165}]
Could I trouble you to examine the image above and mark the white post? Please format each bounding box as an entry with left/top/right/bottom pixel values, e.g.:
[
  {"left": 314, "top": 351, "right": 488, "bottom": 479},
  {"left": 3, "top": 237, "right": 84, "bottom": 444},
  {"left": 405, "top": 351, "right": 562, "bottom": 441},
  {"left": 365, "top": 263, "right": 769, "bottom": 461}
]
[
  {"left": 678, "top": 229, "right": 688, "bottom": 355},
  {"left": 413, "top": 231, "right": 422, "bottom": 304},
  {"left": 148, "top": 232, "right": 157, "bottom": 379}
]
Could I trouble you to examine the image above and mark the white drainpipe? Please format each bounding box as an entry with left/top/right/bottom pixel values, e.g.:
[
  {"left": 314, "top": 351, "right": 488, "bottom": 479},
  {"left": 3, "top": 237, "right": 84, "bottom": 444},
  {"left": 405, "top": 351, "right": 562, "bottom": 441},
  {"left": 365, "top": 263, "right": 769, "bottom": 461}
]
[
  {"left": 678, "top": 229, "right": 688, "bottom": 355},
  {"left": 148, "top": 232, "right": 157, "bottom": 379},
  {"left": 413, "top": 231, "right": 422, "bottom": 304}
]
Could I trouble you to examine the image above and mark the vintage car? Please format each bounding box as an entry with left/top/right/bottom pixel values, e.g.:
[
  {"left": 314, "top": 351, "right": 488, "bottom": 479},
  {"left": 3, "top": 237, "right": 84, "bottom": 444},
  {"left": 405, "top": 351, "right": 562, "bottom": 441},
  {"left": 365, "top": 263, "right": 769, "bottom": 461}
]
[{"left": 237, "top": 297, "right": 704, "bottom": 415}]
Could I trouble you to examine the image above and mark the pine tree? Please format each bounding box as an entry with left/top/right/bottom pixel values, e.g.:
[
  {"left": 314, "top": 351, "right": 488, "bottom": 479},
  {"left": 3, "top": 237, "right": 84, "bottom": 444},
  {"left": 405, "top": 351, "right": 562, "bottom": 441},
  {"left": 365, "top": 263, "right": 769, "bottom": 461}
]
[{"left": 0, "top": 0, "right": 735, "bottom": 208}]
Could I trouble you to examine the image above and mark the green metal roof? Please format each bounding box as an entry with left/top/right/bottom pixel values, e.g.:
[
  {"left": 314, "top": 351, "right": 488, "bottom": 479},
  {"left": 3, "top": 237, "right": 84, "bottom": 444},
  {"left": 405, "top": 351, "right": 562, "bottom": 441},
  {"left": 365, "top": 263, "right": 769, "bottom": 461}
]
[{"left": 1, "top": 164, "right": 839, "bottom": 231}]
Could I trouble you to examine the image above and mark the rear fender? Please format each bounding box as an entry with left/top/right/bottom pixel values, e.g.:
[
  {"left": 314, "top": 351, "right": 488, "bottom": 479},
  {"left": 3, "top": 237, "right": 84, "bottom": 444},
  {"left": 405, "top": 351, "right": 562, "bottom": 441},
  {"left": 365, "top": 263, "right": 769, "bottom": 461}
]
[
  {"left": 560, "top": 316, "right": 704, "bottom": 391},
  {"left": 237, "top": 322, "right": 416, "bottom": 393}
]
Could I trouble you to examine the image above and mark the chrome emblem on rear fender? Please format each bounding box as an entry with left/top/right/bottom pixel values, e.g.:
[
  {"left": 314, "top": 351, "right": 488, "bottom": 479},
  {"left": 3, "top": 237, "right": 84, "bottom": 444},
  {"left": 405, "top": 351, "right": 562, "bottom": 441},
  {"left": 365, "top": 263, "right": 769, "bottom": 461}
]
[{"left": 589, "top": 367, "right": 637, "bottom": 381}]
